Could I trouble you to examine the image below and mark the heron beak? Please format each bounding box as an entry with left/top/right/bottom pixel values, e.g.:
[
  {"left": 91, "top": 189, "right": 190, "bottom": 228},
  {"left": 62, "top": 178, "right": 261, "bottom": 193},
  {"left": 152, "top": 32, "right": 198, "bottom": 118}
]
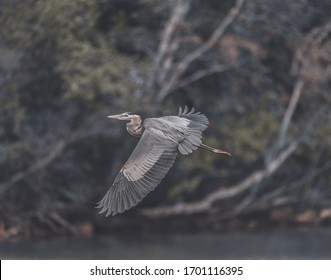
[{"left": 107, "top": 114, "right": 122, "bottom": 119}]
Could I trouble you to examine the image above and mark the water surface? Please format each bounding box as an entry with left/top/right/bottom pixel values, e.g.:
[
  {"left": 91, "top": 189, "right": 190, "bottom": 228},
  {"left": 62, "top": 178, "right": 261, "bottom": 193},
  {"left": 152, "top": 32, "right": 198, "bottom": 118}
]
[{"left": 1, "top": 228, "right": 331, "bottom": 259}]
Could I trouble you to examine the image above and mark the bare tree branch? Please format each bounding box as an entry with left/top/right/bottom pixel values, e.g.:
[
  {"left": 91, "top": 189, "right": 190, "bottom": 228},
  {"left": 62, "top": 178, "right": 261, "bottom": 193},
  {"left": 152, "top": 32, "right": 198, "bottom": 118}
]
[
  {"left": 291, "top": 19, "right": 331, "bottom": 77},
  {"left": 156, "top": 0, "right": 246, "bottom": 102},
  {"left": 250, "top": 160, "right": 331, "bottom": 212},
  {"left": 49, "top": 212, "right": 76, "bottom": 234},
  {"left": 229, "top": 151, "right": 331, "bottom": 217},
  {"left": 277, "top": 79, "right": 304, "bottom": 148},
  {"left": 173, "top": 63, "right": 241, "bottom": 90},
  {"left": 148, "top": 0, "right": 191, "bottom": 89}
]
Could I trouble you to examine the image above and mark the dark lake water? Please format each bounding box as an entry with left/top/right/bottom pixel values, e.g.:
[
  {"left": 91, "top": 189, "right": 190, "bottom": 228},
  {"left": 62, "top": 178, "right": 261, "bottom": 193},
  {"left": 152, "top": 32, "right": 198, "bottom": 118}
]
[{"left": 1, "top": 228, "right": 331, "bottom": 259}]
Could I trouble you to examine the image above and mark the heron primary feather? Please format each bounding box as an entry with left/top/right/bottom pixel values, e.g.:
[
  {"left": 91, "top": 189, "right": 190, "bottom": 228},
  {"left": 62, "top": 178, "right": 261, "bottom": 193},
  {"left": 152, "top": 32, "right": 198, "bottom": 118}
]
[{"left": 98, "top": 106, "right": 231, "bottom": 216}]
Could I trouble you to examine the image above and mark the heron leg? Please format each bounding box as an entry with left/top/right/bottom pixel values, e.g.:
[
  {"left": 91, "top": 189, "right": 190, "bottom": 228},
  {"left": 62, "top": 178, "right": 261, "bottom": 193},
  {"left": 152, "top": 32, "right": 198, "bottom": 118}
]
[{"left": 199, "top": 143, "right": 231, "bottom": 156}]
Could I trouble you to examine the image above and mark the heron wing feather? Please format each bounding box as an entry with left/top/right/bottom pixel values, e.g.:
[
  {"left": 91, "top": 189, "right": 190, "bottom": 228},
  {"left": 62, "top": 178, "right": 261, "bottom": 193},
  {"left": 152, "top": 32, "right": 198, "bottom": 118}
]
[
  {"left": 97, "top": 130, "right": 177, "bottom": 216},
  {"left": 153, "top": 106, "right": 209, "bottom": 155}
]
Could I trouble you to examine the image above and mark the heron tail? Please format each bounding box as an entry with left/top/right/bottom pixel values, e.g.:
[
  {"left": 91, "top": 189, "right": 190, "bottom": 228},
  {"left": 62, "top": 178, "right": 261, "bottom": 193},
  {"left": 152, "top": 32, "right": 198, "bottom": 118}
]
[{"left": 199, "top": 143, "right": 231, "bottom": 156}]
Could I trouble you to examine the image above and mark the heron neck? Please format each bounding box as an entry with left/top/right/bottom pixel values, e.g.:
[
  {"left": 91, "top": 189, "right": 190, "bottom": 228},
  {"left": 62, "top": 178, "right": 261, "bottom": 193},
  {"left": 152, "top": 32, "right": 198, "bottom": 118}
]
[{"left": 127, "top": 115, "right": 143, "bottom": 137}]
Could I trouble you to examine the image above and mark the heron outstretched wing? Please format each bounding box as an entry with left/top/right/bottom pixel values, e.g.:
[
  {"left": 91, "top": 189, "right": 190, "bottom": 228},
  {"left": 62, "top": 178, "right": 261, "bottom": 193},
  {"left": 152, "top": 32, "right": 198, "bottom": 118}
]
[{"left": 97, "top": 130, "right": 178, "bottom": 216}]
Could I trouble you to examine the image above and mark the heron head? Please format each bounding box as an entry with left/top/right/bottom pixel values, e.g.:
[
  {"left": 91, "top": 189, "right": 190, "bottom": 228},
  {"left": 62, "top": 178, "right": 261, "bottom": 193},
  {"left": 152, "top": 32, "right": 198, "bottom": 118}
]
[{"left": 107, "top": 112, "right": 135, "bottom": 121}]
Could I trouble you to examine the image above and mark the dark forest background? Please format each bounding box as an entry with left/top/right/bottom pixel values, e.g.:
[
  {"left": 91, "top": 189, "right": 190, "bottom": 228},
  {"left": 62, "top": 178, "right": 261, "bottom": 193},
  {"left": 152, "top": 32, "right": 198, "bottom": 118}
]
[{"left": 0, "top": 0, "right": 331, "bottom": 240}]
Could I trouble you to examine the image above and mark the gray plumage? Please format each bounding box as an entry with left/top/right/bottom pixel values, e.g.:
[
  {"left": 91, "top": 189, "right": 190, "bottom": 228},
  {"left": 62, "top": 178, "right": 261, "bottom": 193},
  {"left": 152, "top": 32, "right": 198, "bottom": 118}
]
[{"left": 98, "top": 106, "right": 228, "bottom": 217}]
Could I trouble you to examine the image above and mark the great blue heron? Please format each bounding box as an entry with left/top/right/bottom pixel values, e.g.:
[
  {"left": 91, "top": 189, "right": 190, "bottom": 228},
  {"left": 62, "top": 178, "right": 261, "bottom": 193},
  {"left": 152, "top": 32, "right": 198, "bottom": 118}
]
[{"left": 98, "top": 106, "right": 231, "bottom": 216}]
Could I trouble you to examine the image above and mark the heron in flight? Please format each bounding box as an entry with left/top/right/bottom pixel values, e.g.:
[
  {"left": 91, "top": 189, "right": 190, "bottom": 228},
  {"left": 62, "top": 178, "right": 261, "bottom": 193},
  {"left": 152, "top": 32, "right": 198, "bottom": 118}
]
[{"left": 98, "top": 106, "right": 231, "bottom": 216}]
